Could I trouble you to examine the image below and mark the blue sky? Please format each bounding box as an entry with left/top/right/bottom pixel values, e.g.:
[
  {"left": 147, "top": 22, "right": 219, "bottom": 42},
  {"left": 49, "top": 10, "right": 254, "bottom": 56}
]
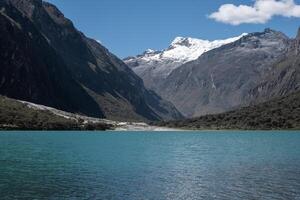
[{"left": 47, "top": 0, "right": 300, "bottom": 58}]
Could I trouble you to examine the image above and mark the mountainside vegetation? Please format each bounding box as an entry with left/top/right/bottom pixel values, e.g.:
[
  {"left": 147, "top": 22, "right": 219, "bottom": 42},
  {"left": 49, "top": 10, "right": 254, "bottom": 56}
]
[
  {"left": 154, "top": 91, "right": 300, "bottom": 130},
  {"left": 0, "top": 96, "right": 112, "bottom": 130}
]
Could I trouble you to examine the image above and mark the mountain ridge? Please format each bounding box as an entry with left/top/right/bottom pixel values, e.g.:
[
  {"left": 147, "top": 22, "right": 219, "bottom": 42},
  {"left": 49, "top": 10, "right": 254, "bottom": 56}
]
[
  {"left": 0, "top": 1, "right": 104, "bottom": 117},
  {"left": 248, "top": 28, "right": 300, "bottom": 104},
  {"left": 133, "top": 28, "right": 291, "bottom": 117},
  {"left": 164, "top": 28, "right": 290, "bottom": 117},
  {"left": 0, "top": 0, "right": 183, "bottom": 121},
  {"left": 124, "top": 33, "right": 247, "bottom": 91}
]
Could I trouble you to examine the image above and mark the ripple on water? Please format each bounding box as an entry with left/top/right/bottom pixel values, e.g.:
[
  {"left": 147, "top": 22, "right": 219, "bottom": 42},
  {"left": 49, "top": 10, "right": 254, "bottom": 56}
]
[{"left": 0, "top": 131, "right": 300, "bottom": 200}]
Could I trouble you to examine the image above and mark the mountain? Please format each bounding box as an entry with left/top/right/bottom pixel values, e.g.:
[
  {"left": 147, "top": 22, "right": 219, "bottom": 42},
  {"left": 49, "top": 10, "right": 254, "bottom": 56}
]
[
  {"left": 154, "top": 91, "right": 300, "bottom": 130},
  {"left": 249, "top": 28, "right": 300, "bottom": 103},
  {"left": 0, "top": 1, "right": 102, "bottom": 117},
  {"left": 0, "top": 0, "right": 183, "bottom": 121},
  {"left": 124, "top": 33, "right": 247, "bottom": 91},
  {"left": 159, "top": 29, "right": 290, "bottom": 117}
]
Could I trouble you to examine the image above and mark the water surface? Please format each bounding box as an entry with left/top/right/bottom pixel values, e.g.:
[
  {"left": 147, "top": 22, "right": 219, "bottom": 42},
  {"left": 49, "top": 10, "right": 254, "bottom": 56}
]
[{"left": 0, "top": 131, "right": 300, "bottom": 200}]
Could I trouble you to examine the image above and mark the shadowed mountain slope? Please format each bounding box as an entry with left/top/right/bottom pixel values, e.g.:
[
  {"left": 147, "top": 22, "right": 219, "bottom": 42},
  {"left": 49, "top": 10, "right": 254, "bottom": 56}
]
[
  {"left": 0, "top": 2, "right": 103, "bottom": 117},
  {"left": 0, "top": 0, "right": 183, "bottom": 121}
]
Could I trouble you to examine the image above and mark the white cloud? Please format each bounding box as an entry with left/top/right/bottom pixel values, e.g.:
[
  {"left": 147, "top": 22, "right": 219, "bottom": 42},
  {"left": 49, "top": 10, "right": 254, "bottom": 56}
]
[{"left": 209, "top": 0, "right": 300, "bottom": 25}]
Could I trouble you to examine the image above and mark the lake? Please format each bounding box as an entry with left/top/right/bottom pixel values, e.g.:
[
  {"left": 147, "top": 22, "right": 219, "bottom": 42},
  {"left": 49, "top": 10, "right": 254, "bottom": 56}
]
[{"left": 0, "top": 131, "right": 300, "bottom": 200}]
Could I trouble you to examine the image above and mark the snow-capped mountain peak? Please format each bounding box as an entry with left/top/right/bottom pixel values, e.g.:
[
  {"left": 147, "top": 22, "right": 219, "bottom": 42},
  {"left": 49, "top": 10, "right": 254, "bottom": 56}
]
[
  {"left": 164, "top": 33, "right": 248, "bottom": 62},
  {"left": 124, "top": 33, "right": 248, "bottom": 89},
  {"left": 171, "top": 37, "right": 196, "bottom": 47},
  {"left": 126, "top": 33, "right": 247, "bottom": 65}
]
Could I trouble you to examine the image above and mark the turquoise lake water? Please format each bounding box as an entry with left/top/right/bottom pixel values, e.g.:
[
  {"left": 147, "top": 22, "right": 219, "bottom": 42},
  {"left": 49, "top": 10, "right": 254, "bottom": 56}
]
[{"left": 0, "top": 131, "right": 300, "bottom": 200}]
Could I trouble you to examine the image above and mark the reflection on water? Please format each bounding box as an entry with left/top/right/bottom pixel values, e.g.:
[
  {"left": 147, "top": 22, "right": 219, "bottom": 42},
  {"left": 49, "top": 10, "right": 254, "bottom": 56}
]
[{"left": 0, "top": 131, "right": 300, "bottom": 200}]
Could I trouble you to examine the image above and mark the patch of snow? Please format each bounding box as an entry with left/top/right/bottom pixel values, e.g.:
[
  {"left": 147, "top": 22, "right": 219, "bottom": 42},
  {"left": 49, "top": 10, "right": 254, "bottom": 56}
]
[
  {"left": 211, "top": 74, "right": 217, "bottom": 89},
  {"left": 164, "top": 33, "right": 248, "bottom": 63},
  {"left": 125, "top": 33, "right": 248, "bottom": 78}
]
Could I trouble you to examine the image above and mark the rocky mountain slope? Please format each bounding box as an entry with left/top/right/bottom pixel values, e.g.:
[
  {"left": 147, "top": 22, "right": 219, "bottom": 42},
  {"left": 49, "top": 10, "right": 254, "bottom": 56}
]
[
  {"left": 155, "top": 91, "right": 300, "bottom": 130},
  {"left": 249, "top": 28, "right": 300, "bottom": 103},
  {"left": 0, "top": 1, "right": 103, "bottom": 118},
  {"left": 0, "top": 0, "right": 183, "bottom": 121},
  {"left": 160, "top": 29, "right": 290, "bottom": 117},
  {"left": 124, "top": 34, "right": 246, "bottom": 91}
]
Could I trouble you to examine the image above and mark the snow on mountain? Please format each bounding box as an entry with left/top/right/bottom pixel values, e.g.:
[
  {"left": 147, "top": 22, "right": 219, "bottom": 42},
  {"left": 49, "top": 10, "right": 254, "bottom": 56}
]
[
  {"left": 125, "top": 33, "right": 247, "bottom": 73},
  {"left": 165, "top": 34, "right": 248, "bottom": 62},
  {"left": 124, "top": 33, "right": 247, "bottom": 90}
]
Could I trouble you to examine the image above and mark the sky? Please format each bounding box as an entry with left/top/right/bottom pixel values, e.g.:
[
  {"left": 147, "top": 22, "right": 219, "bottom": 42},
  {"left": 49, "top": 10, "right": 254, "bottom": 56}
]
[{"left": 46, "top": 0, "right": 300, "bottom": 58}]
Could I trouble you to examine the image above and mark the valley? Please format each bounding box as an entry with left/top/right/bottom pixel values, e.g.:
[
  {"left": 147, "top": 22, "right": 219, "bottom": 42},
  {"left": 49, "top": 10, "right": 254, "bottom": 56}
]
[{"left": 0, "top": 0, "right": 299, "bottom": 130}]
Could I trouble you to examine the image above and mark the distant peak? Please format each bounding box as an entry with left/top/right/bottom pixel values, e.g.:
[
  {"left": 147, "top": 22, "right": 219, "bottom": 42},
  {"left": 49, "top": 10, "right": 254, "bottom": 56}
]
[
  {"left": 171, "top": 37, "right": 185, "bottom": 45},
  {"left": 246, "top": 28, "right": 288, "bottom": 41},
  {"left": 132, "top": 33, "right": 248, "bottom": 64},
  {"left": 171, "top": 33, "right": 248, "bottom": 45},
  {"left": 144, "top": 49, "right": 156, "bottom": 54},
  {"left": 296, "top": 27, "right": 300, "bottom": 39},
  {"left": 262, "top": 28, "right": 285, "bottom": 36},
  {"left": 258, "top": 28, "right": 282, "bottom": 37},
  {"left": 264, "top": 28, "right": 274, "bottom": 33},
  {"left": 141, "top": 49, "right": 159, "bottom": 56},
  {"left": 171, "top": 37, "right": 197, "bottom": 47},
  {"left": 240, "top": 33, "right": 249, "bottom": 37}
]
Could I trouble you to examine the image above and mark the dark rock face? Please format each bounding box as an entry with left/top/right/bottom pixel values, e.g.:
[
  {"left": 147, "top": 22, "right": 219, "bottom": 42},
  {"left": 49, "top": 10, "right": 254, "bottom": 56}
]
[
  {"left": 0, "top": 2, "right": 103, "bottom": 117},
  {"left": 160, "top": 29, "right": 290, "bottom": 117},
  {"left": 0, "top": 0, "right": 183, "bottom": 121}
]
